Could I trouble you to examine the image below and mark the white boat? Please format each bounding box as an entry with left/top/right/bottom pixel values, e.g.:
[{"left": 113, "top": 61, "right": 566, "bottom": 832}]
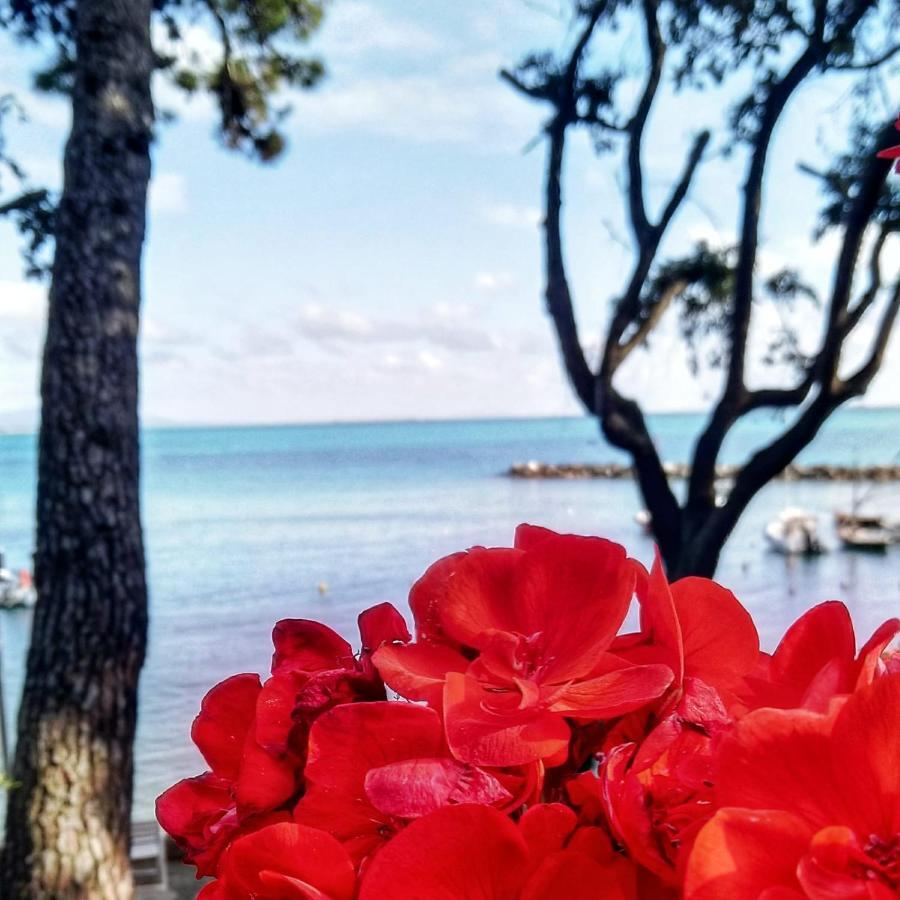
[
  {"left": 764, "top": 507, "right": 826, "bottom": 555},
  {"left": 834, "top": 512, "right": 896, "bottom": 551},
  {"left": 0, "top": 565, "right": 37, "bottom": 609},
  {"left": 836, "top": 522, "right": 893, "bottom": 551}
]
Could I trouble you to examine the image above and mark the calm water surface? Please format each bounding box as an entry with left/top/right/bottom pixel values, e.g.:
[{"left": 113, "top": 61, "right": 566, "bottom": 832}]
[{"left": 1, "top": 410, "right": 898, "bottom": 817}]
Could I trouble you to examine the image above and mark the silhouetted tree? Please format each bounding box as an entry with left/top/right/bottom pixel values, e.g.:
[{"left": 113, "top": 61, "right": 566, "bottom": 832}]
[
  {"left": 0, "top": 1, "right": 324, "bottom": 895},
  {"left": 505, "top": 0, "right": 899, "bottom": 578}
]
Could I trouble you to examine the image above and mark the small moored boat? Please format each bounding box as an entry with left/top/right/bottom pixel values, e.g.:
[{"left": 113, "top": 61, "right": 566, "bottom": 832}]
[
  {"left": 0, "top": 559, "right": 37, "bottom": 609},
  {"left": 764, "top": 507, "right": 826, "bottom": 556},
  {"left": 835, "top": 514, "right": 894, "bottom": 551}
]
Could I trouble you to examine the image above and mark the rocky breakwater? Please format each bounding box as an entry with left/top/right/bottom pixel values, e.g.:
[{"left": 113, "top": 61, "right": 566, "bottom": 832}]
[{"left": 507, "top": 461, "right": 900, "bottom": 482}]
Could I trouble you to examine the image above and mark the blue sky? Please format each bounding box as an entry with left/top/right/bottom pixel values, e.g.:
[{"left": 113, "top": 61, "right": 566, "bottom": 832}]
[{"left": 1, "top": 0, "right": 897, "bottom": 428}]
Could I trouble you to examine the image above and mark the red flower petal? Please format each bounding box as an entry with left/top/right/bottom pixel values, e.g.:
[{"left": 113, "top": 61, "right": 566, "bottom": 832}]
[
  {"left": 512, "top": 523, "right": 558, "bottom": 550},
  {"left": 255, "top": 670, "right": 306, "bottom": 756},
  {"left": 443, "top": 672, "right": 570, "bottom": 767},
  {"left": 271, "top": 619, "right": 354, "bottom": 675},
  {"left": 191, "top": 673, "right": 261, "bottom": 780},
  {"left": 854, "top": 618, "right": 900, "bottom": 689},
  {"left": 796, "top": 826, "right": 876, "bottom": 899},
  {"left": 522, "top": 850, "right": 634, "bottom": 900},
  {"left": 408, "top": 550, "right": 469, "bottom": 644},
  {"left": 155, "top": 773, "right": 236, "bottom": 875},
  {"left": 772, "top": 602, "right": 855, "bottom": 698},
  {"left": 304, "top": 701, "right": 444, "bottom": 795},
  {"left": 358, "top": 805, "right": 529, "bottom": 900},
  {"left": 684, "top": 809, "right": 811, "bottom": 899},
  {"left": 358, "top": 602, "right": 410, "bottom": 654},
  {"left": 234, "top": 732, "right": 298, "bottom": 815},
  {"left": 632, "top": 552, "right": 684, "bottom": 683},
  {"left": 214, "top": 822, "right": 356, "bottom": 900},
  {"left": 828, "top": 672, "right": 900, "bottom": 836},
  {"left": 438, "top": 547, "right": 524, "bottom": 648},
  {"left": 716, "top": 704, "right": 839, "bottom": 829},
  {"left": 512, "top": 535, "right": 635, "bottom": 683},
  {"left": 548, "top": 663, "right": 673, "bottom": 719},
  {"left": 517, "top": 803, "right": 577, "bottom": 858},
  {"left": 670, "top": 577, "right": 759, "bottom": 688},
  {"left": 372, "top": 641, "right": 468, "bottom": 706},
  {"left": 364, "top": 758, "right": 511, "bottom": 818},
  {"left": 294, "top": 702, "right": 450, "bottom": 863}
]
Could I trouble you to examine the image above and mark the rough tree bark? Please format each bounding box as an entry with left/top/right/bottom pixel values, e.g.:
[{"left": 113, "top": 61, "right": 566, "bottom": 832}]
[{"left": 1, "top": 0, "right": 153, "bottom": 895}]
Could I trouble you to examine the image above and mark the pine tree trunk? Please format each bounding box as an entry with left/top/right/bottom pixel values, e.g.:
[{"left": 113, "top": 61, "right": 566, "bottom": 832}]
[{"left": 1, "top": 0, "right": 153, "bottom": 895}]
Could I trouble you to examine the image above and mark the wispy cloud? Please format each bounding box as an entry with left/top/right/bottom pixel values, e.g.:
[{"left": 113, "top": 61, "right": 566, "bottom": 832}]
[
  {"left": 296, "top": 303, "right": 500, "bottom": 353},
  {"left": 474, "top": 271, "right": 516, "bottom": 291},
  {"left": 482, "top": 202, "right": 542, "bottom": 229},
  {"left": 319, "top": 1, "right": 443, "bottom": 59}
]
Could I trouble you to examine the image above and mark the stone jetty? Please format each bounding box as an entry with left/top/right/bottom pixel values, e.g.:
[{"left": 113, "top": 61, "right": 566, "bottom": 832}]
[{"left": 507, "top": 461, "right": 900, "bottom": 482}]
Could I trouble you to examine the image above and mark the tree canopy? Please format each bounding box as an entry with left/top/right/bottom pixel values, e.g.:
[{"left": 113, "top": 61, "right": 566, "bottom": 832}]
[
  {"left": 505, "top": 0, "right": 899, "bottom": 576},
  {"left": 0, "top": 0, "right": 326, "bottom": 274}
]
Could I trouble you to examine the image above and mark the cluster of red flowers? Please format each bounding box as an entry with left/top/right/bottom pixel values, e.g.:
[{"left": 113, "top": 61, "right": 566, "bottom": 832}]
[{"left": 158, "top": 525, "right": 900, "bottom": 899}]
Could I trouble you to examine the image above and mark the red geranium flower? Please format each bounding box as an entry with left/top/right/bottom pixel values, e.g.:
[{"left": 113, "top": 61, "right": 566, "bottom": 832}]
[
  {"left": 292, "top": 701, "right": 518, "bottom": 865},
  {"left": 256, "top": 602, "right": 410, "bottom": 758},
  {"left": 157, "top": 603, "right": 408, "bottom": 876},
  {"left": 358, "top": 803, "right": 635, "bottom": 899},
  {"left": 197, "top": 821, "right": 356, "bottom": 900},
  {"left": 612, "top": 552, "right": 760, "bottom": 701},
  {"left": 738, "top": 601, "right": 900, "bottom": 713},
  {"left": 374, "top": 526, "right": 673, "bottom": 767},
  {"left": 601, "top": 678, "right": 730, "bottom": 885},
  {"left": 156, "top": 673, "right": 298, "bottom": 874},
  {"left": 684, "top": 673, "right": 900, "bottom": 898}
]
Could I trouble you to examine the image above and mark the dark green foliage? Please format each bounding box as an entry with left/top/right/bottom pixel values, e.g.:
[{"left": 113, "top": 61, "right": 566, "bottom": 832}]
[
  {"left": 0, "top": 0, "right": 326, "bottom": 277},
  {"left": 801, "top": 121, "right": 900, "bottom": 239},
  {"left": 645, "top": 244, "right": 736, "bottom": 374},
  {"left": 0, "top": 93, "right": 56, "bottom": 278},
  {"left": 1, "top": 0, "right": 326, "bottom": 161},
  {"left": 0, "top": 189, "right": 55, "bottom": 278}
]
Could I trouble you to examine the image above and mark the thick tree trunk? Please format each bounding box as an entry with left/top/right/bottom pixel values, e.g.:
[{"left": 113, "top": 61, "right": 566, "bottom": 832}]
[{"left": 1, "top": 0, "right": 153, "bottom": 896}]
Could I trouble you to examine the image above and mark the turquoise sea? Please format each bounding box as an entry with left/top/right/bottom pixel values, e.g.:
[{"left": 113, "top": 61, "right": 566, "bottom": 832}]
[{"left": 0, "top": 409, "right": 898, "bottom": 819}]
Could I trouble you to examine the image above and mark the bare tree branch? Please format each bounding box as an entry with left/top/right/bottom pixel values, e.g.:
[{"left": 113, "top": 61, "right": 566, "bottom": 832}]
[
  {"left": 686, "top": 4, "right": 878, "bottom": 516},
  {"left": 534, "top": 5, "right": 612, "bottom": 411},
  {"left": 690, "top": 117, "right": 895, "bottom": 553},
  {"left": 842, "top": 227, "right": 888, "bottom": 334},
  {"left": 813, "top": 119, "right": 897, "bottom": 390},
  {"left": 618, "top": 278, "right": 687, "bottom": 362},
  {"left": 833, "top": 42, "right": 900, "bottom": 71},
  {"left": 599, "top": 390, "right": 683, "bottom": 560},
  {"left": 838, "top": 278, "right": 900, "bottom": 397},
  {"left": 658, "top": 130, "right": 711, "bottom": 233},
  {"left": 741, "top": 377, "right": 817, "bottom": 412},
  {"left": 543, "top": 119, "right": 596, "bottom": 409},
  {"left": 626, "top": 0, "right": 664, "bottom": 242},
  {"left": 499, "top": 68, "right": 552, "bottom": 102}
]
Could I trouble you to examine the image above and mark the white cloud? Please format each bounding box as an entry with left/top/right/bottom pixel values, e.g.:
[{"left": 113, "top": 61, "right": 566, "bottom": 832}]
[
  {"left": 475, "top": 271, "right": 515, "bottom": 291},
  {"left": 295, "top": 303, "right": 499, "bottom": 353},
  {"left": 318, "top": 1, "right": 443, "bottom": 59},
  {"left": 482, "top": 203, "right": 542, "bottom": 229},
  {"left": 417, "top": 349, "right": 443, "bottom": 371},
  {"left": 297, "top": 305, "right": 378, "bottom": 342}
]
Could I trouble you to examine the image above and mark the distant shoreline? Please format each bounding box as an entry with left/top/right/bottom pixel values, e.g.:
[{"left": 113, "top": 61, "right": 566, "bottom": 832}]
[
  {"left": 508, "top": 461, "right": 900, "bottom": 482},
  {"left": 2, "top": 403, "right": 899, "bottom": 437}
]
